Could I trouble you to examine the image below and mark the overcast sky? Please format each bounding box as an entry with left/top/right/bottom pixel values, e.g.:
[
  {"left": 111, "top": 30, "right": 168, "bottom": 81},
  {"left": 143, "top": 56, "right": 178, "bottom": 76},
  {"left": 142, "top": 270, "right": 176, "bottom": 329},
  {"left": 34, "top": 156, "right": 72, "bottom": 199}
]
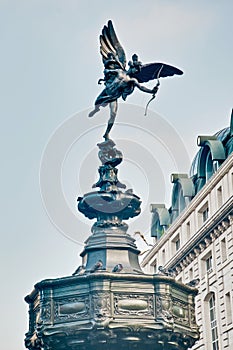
[{"left": 1, "top": 1, "right": 233, "bottom": 349}]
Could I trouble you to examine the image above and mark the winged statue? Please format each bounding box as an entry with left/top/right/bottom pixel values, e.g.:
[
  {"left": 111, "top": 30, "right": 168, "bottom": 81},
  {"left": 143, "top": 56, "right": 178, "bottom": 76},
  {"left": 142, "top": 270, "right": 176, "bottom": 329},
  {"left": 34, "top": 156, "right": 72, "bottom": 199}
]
[{"left": 89, "top": 20, "right": 183, "bottom": 140}]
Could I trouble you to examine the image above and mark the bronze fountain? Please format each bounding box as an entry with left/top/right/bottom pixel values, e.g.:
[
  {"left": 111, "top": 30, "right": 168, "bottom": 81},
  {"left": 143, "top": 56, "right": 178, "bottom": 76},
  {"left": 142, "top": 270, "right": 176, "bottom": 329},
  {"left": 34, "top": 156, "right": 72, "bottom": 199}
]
[{"left": 24, "top": 20, "right": 199, "bottom": 350}]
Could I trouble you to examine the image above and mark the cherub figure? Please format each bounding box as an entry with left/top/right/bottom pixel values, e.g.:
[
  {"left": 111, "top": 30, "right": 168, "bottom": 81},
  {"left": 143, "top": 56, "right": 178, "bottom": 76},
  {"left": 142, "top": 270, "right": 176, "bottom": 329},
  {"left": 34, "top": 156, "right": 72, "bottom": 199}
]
[{"left": 89, "top": 20, "right": 183, "bottom": 140}]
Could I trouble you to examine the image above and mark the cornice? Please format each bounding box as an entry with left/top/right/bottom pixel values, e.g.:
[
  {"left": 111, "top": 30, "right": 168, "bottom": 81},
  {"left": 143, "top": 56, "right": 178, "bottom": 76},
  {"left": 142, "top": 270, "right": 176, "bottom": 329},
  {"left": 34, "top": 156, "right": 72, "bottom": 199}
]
[{"left": 165, "top": 201, "right": 233, "bottom": 273}]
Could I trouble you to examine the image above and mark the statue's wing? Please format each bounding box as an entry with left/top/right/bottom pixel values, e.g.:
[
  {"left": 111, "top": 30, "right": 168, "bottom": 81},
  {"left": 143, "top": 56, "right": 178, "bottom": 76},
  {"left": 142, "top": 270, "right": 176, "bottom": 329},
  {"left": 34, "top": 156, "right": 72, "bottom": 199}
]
[
  {"left": 100, "top": 20, "right": 126, "bottom": 69},
  {"left": 132, "top": 63, "right": 183, "bottom": 83}
]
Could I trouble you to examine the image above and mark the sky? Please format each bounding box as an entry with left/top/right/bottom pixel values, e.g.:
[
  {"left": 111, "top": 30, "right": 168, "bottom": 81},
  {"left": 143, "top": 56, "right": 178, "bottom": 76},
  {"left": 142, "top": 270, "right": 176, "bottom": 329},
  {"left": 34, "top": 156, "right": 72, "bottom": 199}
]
[{"left": 1, "top": 1, "right": 233, "bottom": 349}]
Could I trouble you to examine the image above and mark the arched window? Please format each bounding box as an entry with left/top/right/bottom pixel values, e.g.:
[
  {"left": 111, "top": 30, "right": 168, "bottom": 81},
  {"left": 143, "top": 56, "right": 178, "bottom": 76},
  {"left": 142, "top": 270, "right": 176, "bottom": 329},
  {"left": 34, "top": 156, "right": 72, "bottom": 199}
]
[
  {"left": 206, "top": 151, "right": 214, "bottom": 181},
  {"left": 150, "top": 204, "right": 170, "bottom": 241},
  {"left": 151, "top": 210, "right": 165, "bottom": 240},
  {"left": 204, "top": 293, "right": 219, "bottom": 350},
  {"left": 196, "top": 137, "right": 225, "bottom": 192},
  {"left": 170, "top": 174, "right": 195, "bottom": 222},
  {"left": 209, "top": 294, "right": 219, "bottom": 350},
  {"left": 171, "top": 182, "right": 184, "bottom": 221}
]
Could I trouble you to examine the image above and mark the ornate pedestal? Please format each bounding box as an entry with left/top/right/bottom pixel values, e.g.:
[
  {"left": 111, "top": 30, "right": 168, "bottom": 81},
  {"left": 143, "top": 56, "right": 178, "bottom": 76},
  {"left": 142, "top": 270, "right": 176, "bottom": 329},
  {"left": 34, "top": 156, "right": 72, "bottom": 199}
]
[
  {"left": 77, "top": 139, "right": 142, "bottom": 274},
  {"left": 25, "top": 273, "right": 199, "bottom": 350},
  {"left": 25, "top": 139, "right": 199, "bottom": 350}
]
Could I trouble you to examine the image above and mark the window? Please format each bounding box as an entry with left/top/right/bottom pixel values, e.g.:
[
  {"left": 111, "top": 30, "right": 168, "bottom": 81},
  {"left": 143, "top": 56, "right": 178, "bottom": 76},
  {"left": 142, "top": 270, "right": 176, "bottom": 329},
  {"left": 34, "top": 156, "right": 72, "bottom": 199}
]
[
  {"left": 189, "top": 267, "right": 193, "bottom": 280},
  {"left": 225, "top": 292, "right": 232, "bottom": 325},
  {"left": 217, "top": 186, "right": 223, "bottom": 207},
  {"left": 201, "top": 251, "right": 213, "bottom": 276},
  {"left": 186, "top": 221, "right": 191, "bottom": 240},
  {"left": 198, "top": 202, "right": 209, "bottom": 226},
  {"left": 172, "top": 234, "right": 180, "bottom": 253},
  {"left": 203, "top": 207, "right": 209, "bottom": 222},
  {"left": 206, "top": 255, "right": 213, "bottom": 273},
  {"left": 221, "top": 238, "right": 227, "bottom": 263},
  {"left": 175, "top": 237, "right": 180, "bottom": 251},
  {"left": 209, "top": 294, "right": 219, "bottom": 350},
  {"left": 162, "top": 249, "right": 166, "bottom": 265}
]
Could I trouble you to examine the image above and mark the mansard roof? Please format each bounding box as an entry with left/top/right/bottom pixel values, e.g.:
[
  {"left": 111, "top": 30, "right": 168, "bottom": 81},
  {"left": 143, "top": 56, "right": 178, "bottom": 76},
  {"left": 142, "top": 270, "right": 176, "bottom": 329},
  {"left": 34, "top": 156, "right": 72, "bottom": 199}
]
[{"left": 150, "top": 110, "right": 233, "bottom": 239}]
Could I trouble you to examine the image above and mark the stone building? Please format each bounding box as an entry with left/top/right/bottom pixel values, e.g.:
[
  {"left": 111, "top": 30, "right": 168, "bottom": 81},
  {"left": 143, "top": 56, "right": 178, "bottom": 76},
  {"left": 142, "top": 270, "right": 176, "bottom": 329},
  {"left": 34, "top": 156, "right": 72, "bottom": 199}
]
[{"left": 141, "top": 111, "right": 233, "bottom": 350}]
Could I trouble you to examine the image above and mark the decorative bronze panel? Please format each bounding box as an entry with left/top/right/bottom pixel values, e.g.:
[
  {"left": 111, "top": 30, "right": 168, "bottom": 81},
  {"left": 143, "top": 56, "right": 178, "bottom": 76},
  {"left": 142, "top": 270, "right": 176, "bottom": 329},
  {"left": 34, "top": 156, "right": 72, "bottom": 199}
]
[
  {"left": 54, "top": 295, "right": 90, "bottom": 323},
  {"left": 114, "top": 293, "right": 154, "bottom": 317}
]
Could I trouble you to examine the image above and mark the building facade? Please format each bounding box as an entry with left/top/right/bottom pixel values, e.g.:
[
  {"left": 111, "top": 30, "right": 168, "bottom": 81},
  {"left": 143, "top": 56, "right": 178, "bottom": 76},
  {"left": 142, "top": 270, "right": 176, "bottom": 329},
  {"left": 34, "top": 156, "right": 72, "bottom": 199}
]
[{"left": 142, "top": 112, "right": 233, "bottom": 350}]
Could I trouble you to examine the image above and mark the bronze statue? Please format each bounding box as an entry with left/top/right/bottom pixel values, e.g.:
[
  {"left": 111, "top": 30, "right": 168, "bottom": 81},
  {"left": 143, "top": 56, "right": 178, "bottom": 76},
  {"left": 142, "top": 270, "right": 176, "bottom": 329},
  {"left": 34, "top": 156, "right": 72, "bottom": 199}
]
[{"left": 89, "top": 20, "right": 183, "bottom": 140}]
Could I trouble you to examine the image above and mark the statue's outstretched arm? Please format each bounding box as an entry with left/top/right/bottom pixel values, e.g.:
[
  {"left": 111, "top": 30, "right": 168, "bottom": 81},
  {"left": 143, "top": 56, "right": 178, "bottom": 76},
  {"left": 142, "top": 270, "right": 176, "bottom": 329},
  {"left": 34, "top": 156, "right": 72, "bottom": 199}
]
[{"left": 134, "top": 80, "right": 159, "bottom": 94}]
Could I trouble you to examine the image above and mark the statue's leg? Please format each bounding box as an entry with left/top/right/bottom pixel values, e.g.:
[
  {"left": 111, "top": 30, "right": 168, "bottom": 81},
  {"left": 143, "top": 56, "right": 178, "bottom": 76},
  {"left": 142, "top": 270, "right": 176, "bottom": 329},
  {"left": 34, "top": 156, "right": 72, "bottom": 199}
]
[
  {"left": 103, "top": 101, "right": 117, "bottom": 139},
  {"left": 88, "top": 105, "right": 100, "bottom": 118},
  {"left": 88, "top": 103, "right": 108, "bottom": 118}
]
